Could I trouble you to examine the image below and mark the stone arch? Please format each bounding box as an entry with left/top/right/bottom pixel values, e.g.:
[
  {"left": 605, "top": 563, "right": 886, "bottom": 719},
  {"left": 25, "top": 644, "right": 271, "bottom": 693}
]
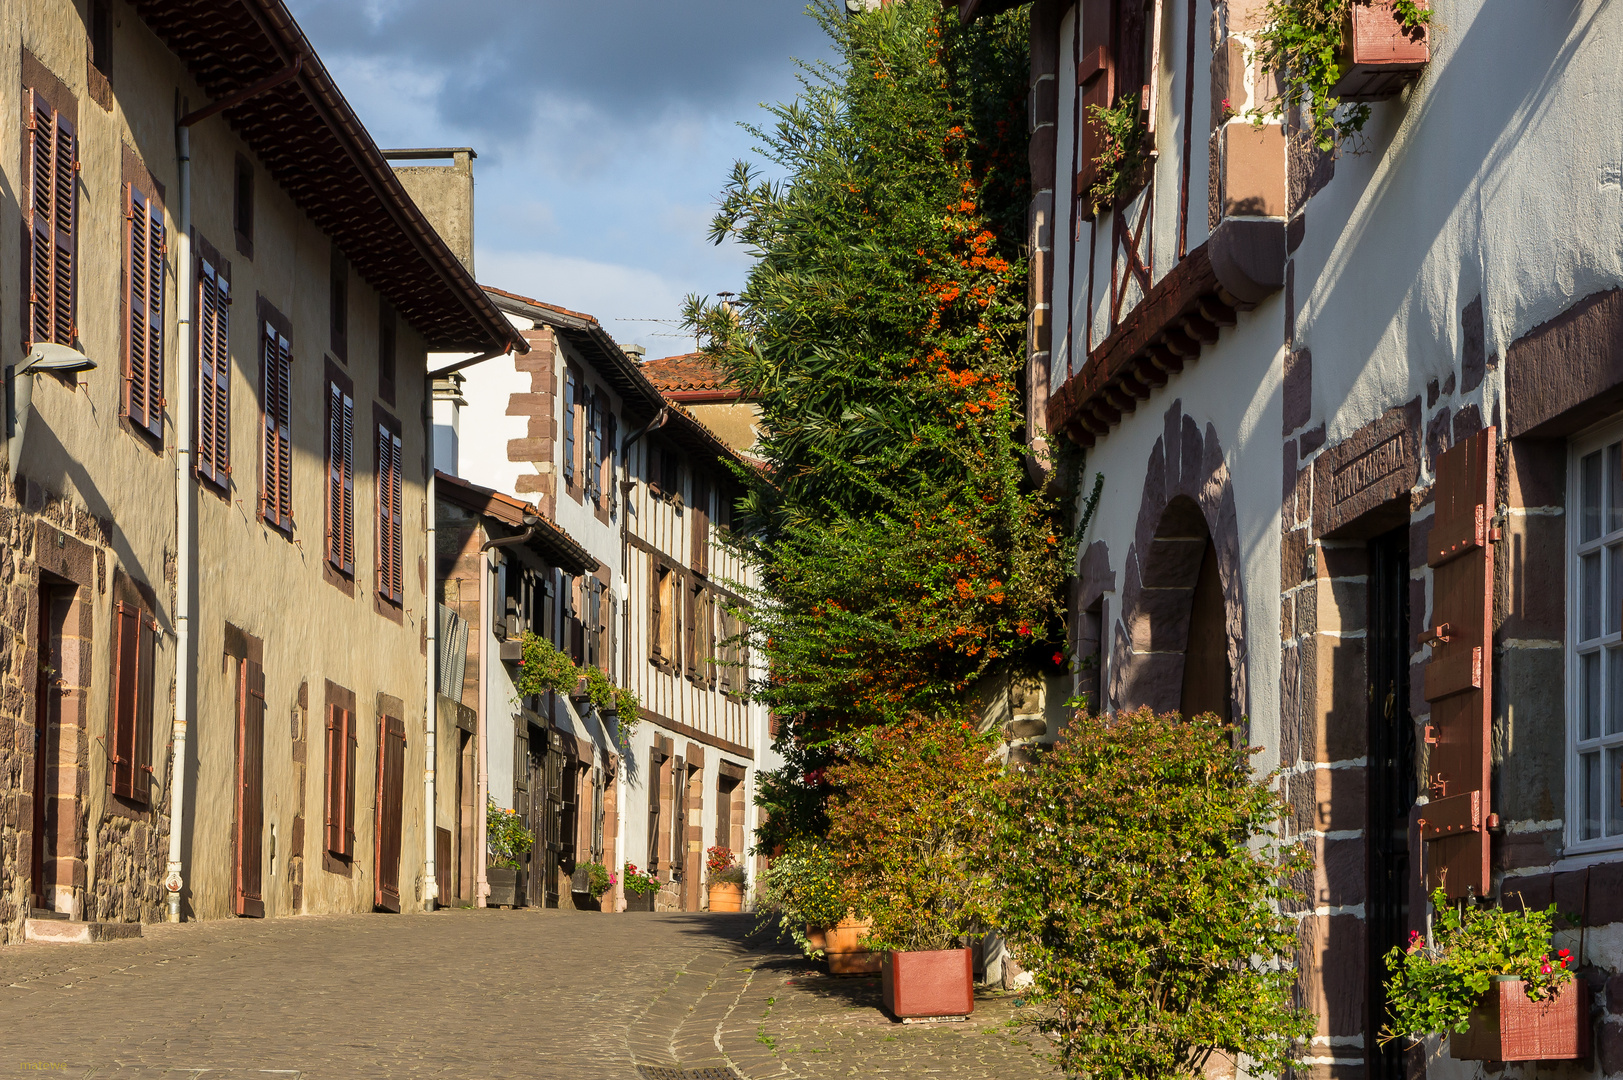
[{"left": 1108, "top": 400, "right": 1247, "bottom": 723}]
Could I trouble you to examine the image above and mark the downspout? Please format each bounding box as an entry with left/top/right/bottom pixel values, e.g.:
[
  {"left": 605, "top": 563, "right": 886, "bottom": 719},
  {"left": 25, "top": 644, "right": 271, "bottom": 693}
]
[
  {"left": 477, "top": 519, "right": 537, "bottom": 907},
  {"left": 423, "top": 414, "right": 437, "bottom": 910}
]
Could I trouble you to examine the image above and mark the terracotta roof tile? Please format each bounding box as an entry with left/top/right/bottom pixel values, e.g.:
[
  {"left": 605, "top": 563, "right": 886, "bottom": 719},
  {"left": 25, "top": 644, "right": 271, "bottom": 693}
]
[{"left": 642, "top": 352, "right": 732, "bottom": 395}]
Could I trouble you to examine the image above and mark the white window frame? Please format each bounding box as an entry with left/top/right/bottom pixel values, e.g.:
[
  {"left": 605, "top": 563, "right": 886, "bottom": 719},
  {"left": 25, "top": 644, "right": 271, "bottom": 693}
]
[{"left": 1566, "top": 419, "right": 1623, "bottom": 854}]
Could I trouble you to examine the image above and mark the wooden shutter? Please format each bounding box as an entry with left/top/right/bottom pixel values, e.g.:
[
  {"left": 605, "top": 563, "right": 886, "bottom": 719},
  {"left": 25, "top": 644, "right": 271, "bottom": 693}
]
[
  {"left": 374, "top": 714, "right": 406, "bottom": 912},
  {"left": 327, "top": 383, "right": 355, "bottom": 574},
  {"left": 27, "top": 90, "right": 77, "bottom": 348},
  {"left": 233, "top": 658, "right": 266, "bottom": 917},
  {"left": 260, "top": 323, "right": 293, "bottom": 528},
  {"left": 650, "top": 565, "right": 665, "bottom": 660},
  {"left": 325, "top": 704, "right": 356, "bottom": 857},
  {"left": 196, "top": 260, "right": 230, "bottom": 484},
  {"left": 110, "top": 603, "right": 140, "bottom": 799},
  {"left": 685, "top": 579, "right": 699, "bottom": 677},
  {"left": 1420, "top": 426, "right": 1496, "bottom": 899},
  {"left": 377, "top": 424, "right": 404, "bottom": 604},
  {"left": 564, "top": 370, "right": 577, "bottom": 486},
  {"left": 586, "top": 392, "right": 600, "bottom": 500},
  {"left": 603, "top": 412, "right": 617, "bottom": 514},
  {"left": 1074, "top": 0, "right": 1115, "bottom": 218},
  {"left": 124, "top": 185, "right": 165, "bottom": 438},
  {"left": 692, "top": 472, "right": 711, "bottom": 577}
]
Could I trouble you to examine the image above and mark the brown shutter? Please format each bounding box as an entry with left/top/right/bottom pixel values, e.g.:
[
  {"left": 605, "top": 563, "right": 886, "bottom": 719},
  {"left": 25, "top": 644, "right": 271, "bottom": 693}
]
[
  {"left": 26, "top": 90, "right": 54, "bottom": 348},
  {"left": 344, "top": 706, "right": 358, "bottom": 857},
  {"left": 233, "top": 658, "right": 265, "bottom": 917},
  {"left": 327, "top": 384, "right": 343, "bottom": 563},
  {"left": 692, "top": 472, "right": 710, "bottom": 577},
  {"left": 650, "top": 565, "right": 664, "bottom": 660},
  {"left": 377, "top": 424, "right": 404, "bottom": 602},
  {"left": 374, "top": 713, "right": 406, "bottom": 912},
  {"left": 275, "top": 337, "right": 292, "bottom": 523},
  {"left": 125, "top": 185, "right": 150, "bottom": 431},
  {"left": 196, "top": 261, "right": 230, "bottom": 483},
  {"left": 1074, "top": 0, "right": 1115, "bottom": 218},
  {"left": 684, "top": 579, "right": 698, "bottom": 677},
  {"left": 325, "top": 705, "right": 341, "bottom": 853},
  {"left": 110, "top": 602, "right": 139, "bottom": 799},
  {"left": 133, "top": 610, "right": 156, "bottom": 804},
  {"left": 603, "top": 412, "right": 618, "bottom": 515},
  {"left": 1420, "top": 426, "right": 1496, "bottom": 899},
  {"left": 52, "top": 110, "right": 77, "bottom": 346},
  {"left": 389, "top": 432, "right": 403, "bottom": 601},
  {"left": 342, "top": 393, "right": 356, "bottom": 573}
]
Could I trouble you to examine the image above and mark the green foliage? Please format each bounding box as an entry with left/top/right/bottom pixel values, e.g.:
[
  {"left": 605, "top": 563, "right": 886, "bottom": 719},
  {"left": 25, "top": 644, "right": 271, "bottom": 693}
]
[
  {"left": 485, "top": 796, "right": 533, "bottom": 870},
  {"left": 988, "top": 707, "right": 1312, "bottom": 1080},
  {"left": 513, "top": 631, "right": 641, "bottom": 748},
  {"left": 579, "top": 861, "right": 613, "bottom": 899},
  {"left": 622, "top": 862, "right": 661, "bottom": 896},
  {"left": 684, "top": 0, "right": 1065, "bottom": 732},
  {"left": 1083, "top": 93, "right": 1146, "bottom": 214},
  {"left": 753, "top": 839, "right": 854, "bottom": 957},
  {"left": 1381, "top": 887, "right": 1575, "bottom": 1045},
  {"left": 827, "top": 712, "right": 1001, "bottom": 953},
  {"left": 752, "top": 720, "right": 836, "bottom": 855},
  {"left": 1251, "top": 0, "right": 1429, "bottom": 151}
]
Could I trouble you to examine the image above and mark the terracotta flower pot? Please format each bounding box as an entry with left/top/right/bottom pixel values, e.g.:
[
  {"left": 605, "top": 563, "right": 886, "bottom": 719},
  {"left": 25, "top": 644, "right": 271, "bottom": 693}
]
[
  {"left": 708, "top": 882, "right": 745, "bottom": 912},
  {"left": 881, "top": 948, "right": 974, "bottom": 1020},
  {"left": 805, "top": 924, "right": 829, "bottom": 952},
  {"left": 1451, "top": 977, "right": 1589, "bottom": 1062},
  {"left": 1331, "top": 0, "right": 1430, "bottom": 101},
  {"left": 825, "top": 916, "right": 881, "bottom": 975}
]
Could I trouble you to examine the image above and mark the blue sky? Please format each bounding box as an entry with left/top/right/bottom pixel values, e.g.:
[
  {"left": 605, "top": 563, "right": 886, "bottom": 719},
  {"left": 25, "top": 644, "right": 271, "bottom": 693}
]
[{"left": 284, "top": 0, "right": 835, "bottom": 357}]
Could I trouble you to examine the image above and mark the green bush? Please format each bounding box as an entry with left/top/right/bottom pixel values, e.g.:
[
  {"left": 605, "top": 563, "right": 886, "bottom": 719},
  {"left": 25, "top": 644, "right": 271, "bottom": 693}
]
[
  {"left": 753, "top": 839, "right": 853, "bottom": 957},
  {"left": 989, "top": 707, "right": 1312, "bottom": 1080},
  {"left": 512, "top": 631, "right": 641, "bottom": 747},
  {"left": 485, "top": 797, "right": 533, "bottom": 871}
]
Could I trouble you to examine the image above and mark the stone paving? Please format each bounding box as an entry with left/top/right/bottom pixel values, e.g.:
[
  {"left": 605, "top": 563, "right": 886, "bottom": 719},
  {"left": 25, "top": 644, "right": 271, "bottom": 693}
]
[{"left": 0, "top": 910, "right": 1058, "bottom": 1079}]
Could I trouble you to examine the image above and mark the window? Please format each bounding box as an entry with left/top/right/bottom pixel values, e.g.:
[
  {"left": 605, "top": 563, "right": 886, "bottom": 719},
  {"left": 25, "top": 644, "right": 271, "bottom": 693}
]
[
  {"left": 378, "top": 302, "right": 397, "bottom": 405},
  {"left": 324, "top": 701, "right": 357, "bottom": 859},
  {"left": 585, "top": 577, "right": 602, "bottom": 670},
  {"left": 653, "top": 442, "right": 681, "bottom": 502},
  {"left": 651, "top": 564, "right": 680, "bottom": 666},
  {"left": 326, "top": 379, "right": 355, "bottom": 576},
  {"left": 601, "top": 412, "right": 618, "bottom": 517},
  {"left": 26, "top": 87, "right": 78, "bottom": 349},
  {"left": 195, "top": 246, "right": 231, "bottom": 485},
  {"left": 691, "top": 471, "right": 711, "bottom": 576},
  {"left": 89, "top": 0, "right": 113, "bottom": 77},
  {"left": 585, "top": 390, "right": 601, "bottom": 501},
  {"left": 110, "top": 601, "right": 157, "bottom": 804},
  {"left": 329, "top": 246, "right": 347, "bottom": 362},
  {"left": 687, "top": 583, "right": 715, "bottom": 686},
  {"left": 123, "top": 183, "right": 165, "bottom": 441},
  {"left": 376, "top": 422, "right": 403, "bottom": 606},
  {"left": 233, "top": 155, "right": 254, "bottom": 257},
  {"left": 1570, "top": 428, "right": 1623, "bottom": 847},
  {"left": 563, "top": 369, "right": 578, "bottom": 487},
  {"left": 719, "top": 607, "right": 747, "bottom": 698},
  {"left": 563, "top": 573, "right": 584, "bottom": 665},
  {"left": 259, "top": 319, "right": 293, "bottom": 529}
]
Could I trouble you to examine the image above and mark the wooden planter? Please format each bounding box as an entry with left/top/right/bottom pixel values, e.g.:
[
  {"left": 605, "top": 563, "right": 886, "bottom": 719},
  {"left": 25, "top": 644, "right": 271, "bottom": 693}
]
[
  {"left": 1331, "top": 0, "right": 1429, "bottom": 101},
  {"left": 623, "top": 890, "right": 655, "bottom": 912},
  {"left": 486, "top": 866, "right": 524, "bottom": 909},
  {"left": 882, "top": 948, "right": 974, "bottom": 1020},
  {"left": 825, "top": 916, "right": 881, "bottom": 975},
  {"left": 1451, "top": 977, "right": 1589, "bottom": 1062},
  {"left": 708, "top": 882, "right": 745, "bottom": 912}
]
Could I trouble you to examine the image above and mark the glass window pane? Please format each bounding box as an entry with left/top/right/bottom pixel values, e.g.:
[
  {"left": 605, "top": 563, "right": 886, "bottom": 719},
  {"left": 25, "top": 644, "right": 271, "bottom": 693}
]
[
  {"left": 1580, "top": 751, "right": 1602, "bottom": 841},
  {"left": 1612, "top": 545, "right": 1623, "bottom": 636},
  {"left": 1584, "top": 450, "right": 1603, "bottom": 542},
  {"left": 1610, "top": 649, "right": 1623, "bottom": 738},
  {"left": 1610, "top": 747, "right": 1623, "bottom": 838},
  {"left": 1610, "top": 444, "right": 1623, "bottom": 535},
  {"left": 1582, "top": 651, "right": 1602, "bottom": 740},
  {"left": 1583, "top": 552, "right": 1602, "bottom": 640}
]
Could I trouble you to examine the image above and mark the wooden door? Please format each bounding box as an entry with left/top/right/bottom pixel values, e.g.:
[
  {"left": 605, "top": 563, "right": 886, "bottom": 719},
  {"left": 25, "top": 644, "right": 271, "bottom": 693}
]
[
  {"left": 1420, "top": 427, "right": 1496, "bottom": 899},
  {"left": 233, "top": 658, "right": 266, "bottom": 917},
  {"left": 458, "top": 729, "right": 476, "bottom": 901},
  {"left": 373, "top": 713, "right": 406, "bottom": 912},
  {"left": 30, "top": 589, "right": 52, "bottom": 911}
]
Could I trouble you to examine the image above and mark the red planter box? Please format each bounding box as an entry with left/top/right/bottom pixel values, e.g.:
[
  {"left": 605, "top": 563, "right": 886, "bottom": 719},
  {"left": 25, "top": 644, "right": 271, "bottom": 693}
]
[
  {"left": 1451, "top": 977, "right": 1589, "bottom": 1062},
  {"left": 1331, "top": 0, "right": 1429, "bottom": 101},
  {"left": 881, "top": 948, "right": 974, "bottom": 1020}
]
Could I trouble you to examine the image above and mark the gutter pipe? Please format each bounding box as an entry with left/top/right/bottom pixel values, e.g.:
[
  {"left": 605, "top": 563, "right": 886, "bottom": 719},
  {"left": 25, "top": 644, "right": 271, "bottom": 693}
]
[{"left": 476, "top": 521, "right": 537, "bottom": 907}]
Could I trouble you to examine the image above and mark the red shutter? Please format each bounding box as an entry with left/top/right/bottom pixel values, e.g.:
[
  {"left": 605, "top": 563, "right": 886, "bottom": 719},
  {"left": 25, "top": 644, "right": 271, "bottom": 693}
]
[
  {"left": 374, "top": 714, "right": 406, "bottom": 912},
  {"left": 1420, "top": 426, "right": 1496, "bottom": 899},
  {"left": 110, "top": 602, "right": 139, "bottom": 799},
  {"left": 233, "top": 658, "right": 266, "bottom": 917},
  {"left": 1074, "top": 0, "right": 1115, "bottom": 218}
]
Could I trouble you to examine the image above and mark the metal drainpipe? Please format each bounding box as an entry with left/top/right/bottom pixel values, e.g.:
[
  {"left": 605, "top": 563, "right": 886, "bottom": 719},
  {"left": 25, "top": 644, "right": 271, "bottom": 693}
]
[
  {"left": 423, "top": 420, "right": 438, "bottom": 910},
  {"left": 477, "top": 522, "right": 536, "bottom": 906}
]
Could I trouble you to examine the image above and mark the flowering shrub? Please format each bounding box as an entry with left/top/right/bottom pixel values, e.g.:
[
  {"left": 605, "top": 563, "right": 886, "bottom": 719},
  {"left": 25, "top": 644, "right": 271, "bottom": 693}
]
[
  {"left": 753, "top": 839, "right": 854, "bottom": 958},
  {"left": 621, "top": 863, "right": 661, "bottom": 896},
  {"left": 485, "top": 797, "right": 533, "bottom": 871},
  {"left": 989, "top": 707, "right": 1312, "bottom": 1080},
  {"left": 827, "top": 712, "right": 1001, "bottom": 953},
  {"left": 705, "top": 846, "right": 746, "bottom": 885},
  {"left": 1082, "top": 93, "right": 1146, "bottom": 215},
  {"left": 1380, "top": 887, "right": 1575, "bottom": 1046}
]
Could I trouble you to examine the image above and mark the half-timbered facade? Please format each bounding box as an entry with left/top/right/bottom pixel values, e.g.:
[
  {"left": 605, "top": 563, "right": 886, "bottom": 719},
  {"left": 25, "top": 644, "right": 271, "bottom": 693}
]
[{"left": 981, "top": 0, "right": 1623, "bottom": 1072}]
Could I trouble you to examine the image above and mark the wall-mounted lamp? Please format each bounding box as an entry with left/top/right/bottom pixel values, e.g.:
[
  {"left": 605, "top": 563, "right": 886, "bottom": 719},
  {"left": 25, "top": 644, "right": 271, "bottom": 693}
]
[{"left": 6, "top": 342, "right": 97, "bottom": 439}]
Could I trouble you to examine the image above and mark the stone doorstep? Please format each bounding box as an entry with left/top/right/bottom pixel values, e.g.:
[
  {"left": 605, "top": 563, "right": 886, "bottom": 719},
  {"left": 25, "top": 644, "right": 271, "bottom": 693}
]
[{"left": 23, "top": 918, "right": 143, "bottom": 944}]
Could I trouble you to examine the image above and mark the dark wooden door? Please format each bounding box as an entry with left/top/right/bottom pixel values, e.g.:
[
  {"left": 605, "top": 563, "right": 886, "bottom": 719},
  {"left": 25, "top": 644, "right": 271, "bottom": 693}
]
[
  {"left": 233, "top": 658, "right": 266, "bottom": 917},
  {"left": 30, "top": 589, "right": 52, "bottom": 912},
  {"left": 544, "top": 733, "right": 566, "bottom": 908},
  {"left": 373, "top": 714, "right": 406, "bottom": 912},
  {"left": 458, "top": 729, "right": 476, "bottom": 901}
]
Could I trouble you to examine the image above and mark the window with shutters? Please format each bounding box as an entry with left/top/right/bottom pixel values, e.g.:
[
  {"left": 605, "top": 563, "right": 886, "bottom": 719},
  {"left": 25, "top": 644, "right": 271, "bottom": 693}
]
[
  {"left": 563, "top": 368, "right": 579, "bottom": 489},
  {"left": 585, "top": 577, "right": 602, "bottom": 670},
  {"left": 651, "top": 563, "right": 680, "bottom": 669},
  {"left": 692, "top": 471, "right": 711, "bottom": 577},
  {"left": 25, "top": 85, "right": 78, "bottom": 349},
  {"left": 1569, "top": 423, "right": 1623, "bottom": 850},
  {"left": 1074, "top": 0, "right": 1160, "bottom": 212},
  {"left": 123, "top": 183, "right": 165, "bottom": 443},
  {"left": 258, "top": 311, "right": 293, "bottom": 531},
  {"left": 687, "top": 584, "right": 716, "bottom": 687},
  {"left": 586, "top": 390, "right": 601, "bottom": 502},
  {"left": 329, "top": 246, "right": 348, "bottom": 362},
  {"left": 323, "top": 696, "right": 357, "bottom": 862},
  {"left": 326, "top": 374, "right": 356, "bottom": 578},
  {"left": 109, "top": 601, "right": 157, "bottom": 805},
  {"left": 601, "top": 411, "right": 617, "bottom": 517},
  {"left": 376, "top": 418, "right": 404, "bottom": 607},
  {"left": 194, "top": 240, "right": 231, "bottom": 487}
]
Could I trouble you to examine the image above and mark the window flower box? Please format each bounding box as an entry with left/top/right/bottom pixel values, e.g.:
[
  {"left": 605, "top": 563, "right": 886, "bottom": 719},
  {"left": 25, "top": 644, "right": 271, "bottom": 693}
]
[
  {"left": 881, "top": 948, "right": 974, "bottom": 1020},
  {"left": 1331, "top": 0, "right": 1429, "bottom": 101},
  {"left": 1451, "top": 977, "right": 1590, "bottom": 1062},
  {"left": 485, "top": 866, "right": 523, "bottom": 909}
]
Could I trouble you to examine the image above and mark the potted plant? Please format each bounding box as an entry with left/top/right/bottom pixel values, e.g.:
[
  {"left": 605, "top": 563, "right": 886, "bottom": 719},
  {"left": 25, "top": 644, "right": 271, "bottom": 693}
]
[
  {"left": 571, "top": 861, "right": 613, "bottom": 911},
  {"left": 828, "top": 714, "right": 1002, "bottom": 1020},
  {"left": 705, "top": 846, "right": 748, "bottom": 912},
  {"left": 1382, "top": 887, "right": 1587, "bottom": 1061},
  {"left": 485, "top": 797, "right": 533, "bottom": 909},
  {"left": 753, "top": 839, "right": 878, "bottom": 973},
  {"left": 621, "top": 863, "right": 660, "bottom": 912}
]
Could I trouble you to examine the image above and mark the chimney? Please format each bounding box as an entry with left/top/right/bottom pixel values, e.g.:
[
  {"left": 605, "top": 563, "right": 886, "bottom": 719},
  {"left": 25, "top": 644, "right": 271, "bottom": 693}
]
[{"left": 384, "top": 147, "right": 476, "bottom": 274}]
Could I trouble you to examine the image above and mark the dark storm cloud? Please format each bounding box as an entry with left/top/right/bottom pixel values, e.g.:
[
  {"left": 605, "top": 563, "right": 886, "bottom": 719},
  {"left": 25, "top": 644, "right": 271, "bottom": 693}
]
[{"left": 289, "top": 0, "right": 831, "bottom": 144}]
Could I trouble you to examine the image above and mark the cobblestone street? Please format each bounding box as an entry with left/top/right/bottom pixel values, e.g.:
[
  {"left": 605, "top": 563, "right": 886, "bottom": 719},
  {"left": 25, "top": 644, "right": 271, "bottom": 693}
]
[{"left": 0, "top": 911, "right": 1057, "bottom": 1079}]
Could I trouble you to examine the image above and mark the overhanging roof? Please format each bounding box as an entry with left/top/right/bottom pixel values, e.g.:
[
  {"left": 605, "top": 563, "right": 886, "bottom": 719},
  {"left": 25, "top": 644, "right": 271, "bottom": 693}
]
[
  {"left": 128, "top": 0, "right": 521, "bottom": 354},
  {"left": 435, "top": 471, "right": 598, "bottom": 575}
]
